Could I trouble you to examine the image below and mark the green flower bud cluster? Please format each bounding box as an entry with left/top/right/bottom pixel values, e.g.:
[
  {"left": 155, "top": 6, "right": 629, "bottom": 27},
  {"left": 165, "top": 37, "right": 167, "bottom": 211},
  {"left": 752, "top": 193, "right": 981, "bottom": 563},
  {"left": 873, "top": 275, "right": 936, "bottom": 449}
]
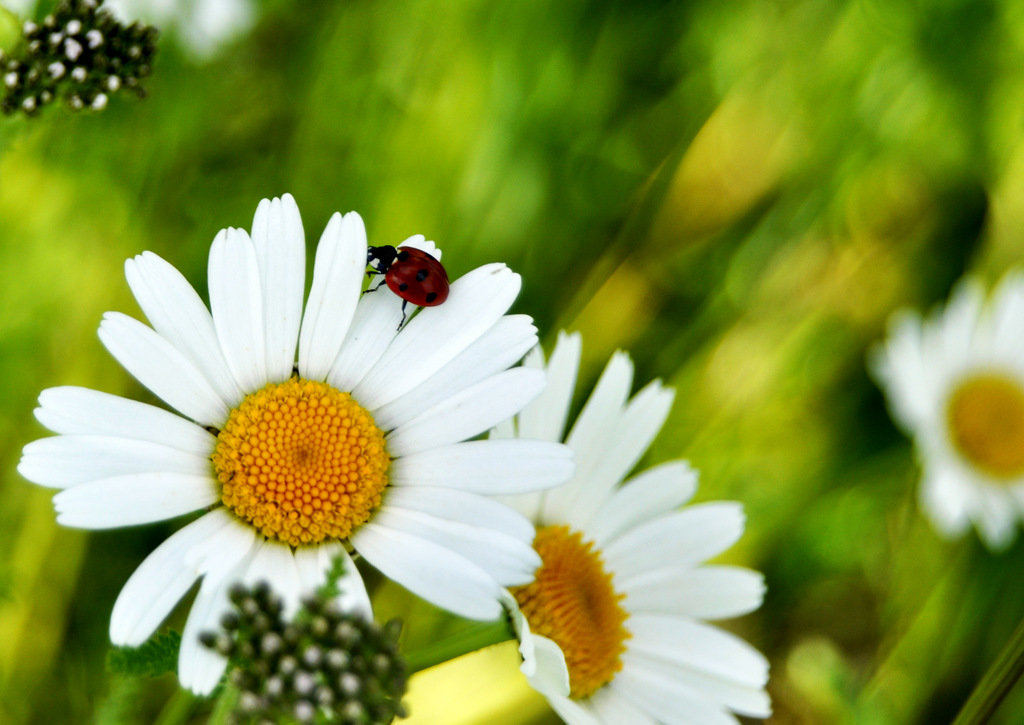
[
  {"left": 201, "top": 581, "right": 408, "bottom": 725},
  {"left": 0, "top": 0, "right": 157, "bottom": 116}
]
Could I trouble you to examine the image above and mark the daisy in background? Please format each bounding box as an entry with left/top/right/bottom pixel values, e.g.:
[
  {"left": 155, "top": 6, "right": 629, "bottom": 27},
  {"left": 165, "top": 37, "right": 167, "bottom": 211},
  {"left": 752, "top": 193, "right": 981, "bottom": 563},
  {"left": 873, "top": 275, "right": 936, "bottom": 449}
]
[
  {"left": 106, "top": 0, "right": 254, "bottom": 59},
  {"left": 871, "top": 272, "right": 1024, "bottom": 551},
  {"left": 495, "top": 332, "right": 770, "bottom": 725},
  {"left": 19, "top": 194, "right": 573, "bottom": 694},
  {"left": 1, "top": 0, "right": 252, "bottom": 61}
]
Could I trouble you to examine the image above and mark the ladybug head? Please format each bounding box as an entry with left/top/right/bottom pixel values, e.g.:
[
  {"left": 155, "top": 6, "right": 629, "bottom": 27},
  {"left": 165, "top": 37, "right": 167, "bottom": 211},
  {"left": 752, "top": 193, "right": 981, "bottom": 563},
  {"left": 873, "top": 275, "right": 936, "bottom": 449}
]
[{"left": 366, "top": 244, "right": 398, "bottom": 273}]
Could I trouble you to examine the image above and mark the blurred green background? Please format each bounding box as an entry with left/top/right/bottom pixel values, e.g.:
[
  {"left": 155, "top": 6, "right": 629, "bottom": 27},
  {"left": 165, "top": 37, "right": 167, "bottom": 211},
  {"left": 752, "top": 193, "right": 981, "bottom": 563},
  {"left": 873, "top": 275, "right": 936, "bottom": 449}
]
[{"left": 2, "top": 0, "right": 1024, "bottom": 722}]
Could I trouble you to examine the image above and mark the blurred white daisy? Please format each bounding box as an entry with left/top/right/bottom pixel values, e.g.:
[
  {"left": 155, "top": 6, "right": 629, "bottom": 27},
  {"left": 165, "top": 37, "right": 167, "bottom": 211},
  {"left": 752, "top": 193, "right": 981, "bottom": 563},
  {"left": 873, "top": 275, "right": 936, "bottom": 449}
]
[
  {"left": 871, "top": 273, "right": 1024, "bottom": 550},
  {"left": 495, "top": 332, "right": 770, "bottom": 725},
  {"left": 19, "top": 194, "right": 572, "bottom": 694},
  {"left": 106, "top": 0, "right": 254, "bottom": 59},
  {"left": 3, "top": 0, "right": 252, "bottom": 60}
]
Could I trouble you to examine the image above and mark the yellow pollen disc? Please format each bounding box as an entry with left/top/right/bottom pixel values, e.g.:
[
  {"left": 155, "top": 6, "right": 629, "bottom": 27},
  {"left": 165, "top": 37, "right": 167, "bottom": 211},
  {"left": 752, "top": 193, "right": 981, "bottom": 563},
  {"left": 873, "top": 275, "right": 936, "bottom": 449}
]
[
  {"left": 511, "top": 525, "right": 630, "bottom": 700},
  {"left": 212, "top": 378, "right": 390, "bottom": 547},
  {"left": 947, "top": 373, "right": 1024, "bottom": 479}
]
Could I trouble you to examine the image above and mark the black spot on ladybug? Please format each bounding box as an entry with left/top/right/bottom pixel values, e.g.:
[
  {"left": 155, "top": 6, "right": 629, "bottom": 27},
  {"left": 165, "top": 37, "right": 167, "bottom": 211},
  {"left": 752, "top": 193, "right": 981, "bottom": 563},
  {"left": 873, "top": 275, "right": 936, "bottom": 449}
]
[
  {"left": 397, "top": 251, "right": 410, "bottom": 261},
  {"left": 398, "top": 282, "right": 409, "bottom": 291},
  {"left": 425, "top": 291, "right": 438, "bottom": 303},
  {"left": 416, "top": 268, "right": 428, "bottom": 282}
]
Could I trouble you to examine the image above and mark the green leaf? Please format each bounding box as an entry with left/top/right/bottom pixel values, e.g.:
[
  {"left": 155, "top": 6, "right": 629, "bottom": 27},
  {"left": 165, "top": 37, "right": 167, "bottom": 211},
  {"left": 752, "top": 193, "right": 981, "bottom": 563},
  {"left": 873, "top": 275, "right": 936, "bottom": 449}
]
[
  {"left": 107, "top": 630, "right": 182, "bottom": 679},
  {"left": 314, "top": 551, "right": 348, "bottom": 601},
  {"left": 952, "top": 615, "right": 1024, "bottom": 725}
]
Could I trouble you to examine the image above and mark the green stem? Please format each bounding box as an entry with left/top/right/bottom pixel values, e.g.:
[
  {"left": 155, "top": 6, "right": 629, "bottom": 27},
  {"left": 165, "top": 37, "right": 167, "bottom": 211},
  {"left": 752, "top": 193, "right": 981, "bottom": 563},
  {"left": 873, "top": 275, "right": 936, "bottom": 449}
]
[
  {"left": 153, "top": 688, "right": 200, "bottom": 725},
  {"left": 952, "top": 615, "right": 1024, "bottom": 725},
  {"left": 207, "top": 684, "right": 240, "bottom": 725},
  {"left": 404, "top": 619, "right": 513, "bottom": 674}
]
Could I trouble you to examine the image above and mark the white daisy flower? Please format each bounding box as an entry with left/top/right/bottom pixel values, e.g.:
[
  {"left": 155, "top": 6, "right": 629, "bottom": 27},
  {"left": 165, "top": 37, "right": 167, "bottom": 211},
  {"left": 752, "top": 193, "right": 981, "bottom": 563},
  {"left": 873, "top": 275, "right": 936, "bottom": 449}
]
[
  {"left": 18, "top": 194, "right": 573, "bottom": 694},
  {"left": 495, "top": 332, "right": 771, "bottom": 725},
  {"left": 871, "top": 272, "right": 1024, "bottom": 550},
  {"left": 106, "top": 0, "right": 254, "bottom": 59}
]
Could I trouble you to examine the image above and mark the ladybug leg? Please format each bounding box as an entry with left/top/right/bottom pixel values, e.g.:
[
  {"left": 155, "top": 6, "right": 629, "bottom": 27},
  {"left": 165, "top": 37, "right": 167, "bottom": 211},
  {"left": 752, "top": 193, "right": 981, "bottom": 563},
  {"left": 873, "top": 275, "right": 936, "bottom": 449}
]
[
  {"left": 396, "top": 300, "right": 410, "bottom": 331},
  {"left": 362, "top": 275, "right": 387, "bottom": 296}
]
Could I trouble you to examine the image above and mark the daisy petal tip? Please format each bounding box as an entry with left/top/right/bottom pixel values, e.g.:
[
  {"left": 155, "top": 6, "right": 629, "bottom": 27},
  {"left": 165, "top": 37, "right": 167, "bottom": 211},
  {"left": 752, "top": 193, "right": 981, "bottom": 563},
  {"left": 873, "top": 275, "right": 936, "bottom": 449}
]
[
  {"left": 558, "top": 329, "right": 582, "bottom": 345},
  {"left": 183, "top": 657, "right": 228, "bottom": 696},
  {"left": 210, "top": 226, "right": 231, "bottom": 248},
  {"left": 342, "top": 209, "right": 364, "bottom": 225},
  {"left": 341, "top": 211, "right": 368, "bottom": 243},
  {"left": 14, "top": 456, "right": 43, "bottom": 486}
]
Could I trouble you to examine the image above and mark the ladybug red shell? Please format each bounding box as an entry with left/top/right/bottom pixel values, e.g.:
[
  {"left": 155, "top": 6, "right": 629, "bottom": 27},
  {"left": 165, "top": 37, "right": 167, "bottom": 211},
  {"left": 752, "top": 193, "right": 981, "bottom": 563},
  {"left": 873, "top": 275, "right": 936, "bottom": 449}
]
[{"left": 365, "top": 244, "right": 450, "bottom": 329}]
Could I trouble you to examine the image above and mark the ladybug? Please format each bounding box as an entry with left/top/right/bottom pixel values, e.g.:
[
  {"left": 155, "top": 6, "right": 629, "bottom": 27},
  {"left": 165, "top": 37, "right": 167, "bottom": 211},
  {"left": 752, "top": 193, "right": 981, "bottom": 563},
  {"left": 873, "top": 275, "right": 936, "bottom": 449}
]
[{"left": 364, "top": 245, "right": 450, "bottom": 329}]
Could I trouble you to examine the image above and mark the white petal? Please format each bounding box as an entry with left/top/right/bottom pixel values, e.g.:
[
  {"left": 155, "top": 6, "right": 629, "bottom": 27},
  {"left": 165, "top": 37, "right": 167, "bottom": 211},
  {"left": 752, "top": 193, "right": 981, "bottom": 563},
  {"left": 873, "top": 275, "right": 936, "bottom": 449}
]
[
  {"left": 371, "top": 314, "right": 537, "bottom": 430},
  {"left": 386, "top": 368, "right": 545, "bottom": 456},
  {"left": 517, "top": 330, "right": 582, "bottom": 442},
  {"left": 919, "top": 464, "right": 973, "bottom": 538},
  {"left": 623, "top": 650, "right": 771, "bottom": 719},
  {"left": 298, "top": 211, "right": 367, "bottom": 380},
  {"left": 524, "top": 632, "right": 571, "bottom": 693},
  {"left": 505, "top": 594, "right": 570, "bottom": 695},
  {"left": 208, "top": 227, "right": 268, "bottom": 392},
  {"left": 604, "top": 502, "right": 746, "bottom": 576},
  {"left": 974, "top": 484, "right": 1019, "bottom": 551},
  {"left": 587, "top": 461, "right": 698, "bottom": 549},
  {"left": 543, "top": 691, "right": 602, "bottom": 725},
  {"left": 937, "top": 278, "right": 985, "bottom": 372},
  {"left": 250, "top": 194, "right": 305, "bottom": 381},
  {"left": 53, "top": 473, "right": 218, "bottom": 528},
  {"left": 495, "top": 490, "right": 546, "bottom": 522},
  {"left": 351, "top": 522, "right": 503, "bottom": 620},
  {"left": 125, "top": 252, "right": 243, "bottom": 405},
  {"left": 384, "top": 485, "right": 537, "bottom": 542},
  {"left": 327, "top": 288, "right": 406, "bottom": 391},
  {"left": 626, "top": 614, "right": 769, "bottom": 688},
  {"left": 990, "top": 271, "right": 1024, "bottom": 358},
  {"left": 398, "top": 234, "right": 440, "bottom": 260},
  {"left": 110, "top": 511, "right": 230, "bottom": 646},
  {"left": 542, "top": 351, "right": 633, "bottom": 522},
  {"left": 184, "top": 509, "right": 259, "bottom": 578},
  {"left": 622, "top": 565, "right": 765, "bottom": 620},
  {"left": 176, "top": 513, "right": 259, "bottom": 694},
  {"left": 489, "top": 416, "right": 517, "bottom": 439},
  {"left": 19, "top": 435, "right": 212, "bottom": 489},
  {"left": 371, "top": 505, "right": 539, "bottom": 585},
  {"left": 869, "top": 311, "right": 932, "bottom": 431},
  {"left": 388, "top": 440, "right": 573, "bottom": 494},
  {"left": 293, "top": 544, "right": 372, "bottom": 619},
  {"left": 565, "top": 379, "right": 674, "bottom": 532},
  {"left": 614, "top": 663, "right": 740, "bottom": 725},
  {"left": 33, "top": 386, "right": 215, "bottom": 453},
  {"left": 99, "top": 312, "right": 228, "bottom": 426},
  {"left": 353, "top": 264, "right": 522, "bottom": 410},
  {"left": 178, "top": 559, "right": 247, "bottom": 695},
  {"left": 242, "top": 540, "right": 303, "bottom": 618},
  {"left": 589, "top": 686, "right": 659, "bottom": 725}
]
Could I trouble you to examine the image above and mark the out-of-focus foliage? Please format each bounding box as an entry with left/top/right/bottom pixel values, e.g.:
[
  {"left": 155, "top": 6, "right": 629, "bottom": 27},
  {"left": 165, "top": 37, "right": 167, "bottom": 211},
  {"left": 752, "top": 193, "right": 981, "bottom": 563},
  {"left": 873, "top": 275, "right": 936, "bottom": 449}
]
[{"left": 2, "top": 0, "right": 1024, "bottom": 723}]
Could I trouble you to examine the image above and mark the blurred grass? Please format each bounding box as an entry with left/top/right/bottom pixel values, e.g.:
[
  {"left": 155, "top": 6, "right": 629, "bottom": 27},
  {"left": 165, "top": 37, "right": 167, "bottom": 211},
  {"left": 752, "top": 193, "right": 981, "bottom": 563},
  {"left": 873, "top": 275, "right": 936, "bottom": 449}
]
[{"left": 3, "top": 0, "right": 1024, "bottom": 722}]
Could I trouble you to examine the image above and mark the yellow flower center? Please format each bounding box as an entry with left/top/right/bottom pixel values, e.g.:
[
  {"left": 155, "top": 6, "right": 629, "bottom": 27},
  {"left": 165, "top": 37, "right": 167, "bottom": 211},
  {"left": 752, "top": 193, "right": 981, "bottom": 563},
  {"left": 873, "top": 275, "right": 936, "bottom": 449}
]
[
  {"left": 511, "top": 525, "right": 630, "bottom": 700},
  {"left": 212, "top": 378, "right": 390, "bottom": 547},
  {"left": 947, "top": 372, "right": 1024, "bottom": 479}
]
